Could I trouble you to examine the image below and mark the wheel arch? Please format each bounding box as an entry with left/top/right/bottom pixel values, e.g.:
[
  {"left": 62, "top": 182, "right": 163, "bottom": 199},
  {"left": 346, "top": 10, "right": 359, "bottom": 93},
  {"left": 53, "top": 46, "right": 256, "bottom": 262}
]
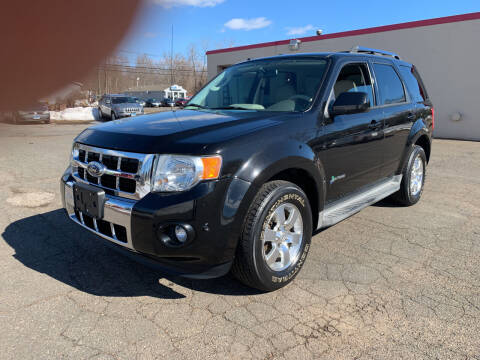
[
  {"left": 397, "top": 119, "right": 432, "bottom": 174},
  {"left": 414, "top": 134, "right": 431, "bottom": 163},
  {"left": 265, "top": 168, "right": 321, "bottom": 230},
  {"left": 225, "top": 141, "right": 326, "bottom": 238}
]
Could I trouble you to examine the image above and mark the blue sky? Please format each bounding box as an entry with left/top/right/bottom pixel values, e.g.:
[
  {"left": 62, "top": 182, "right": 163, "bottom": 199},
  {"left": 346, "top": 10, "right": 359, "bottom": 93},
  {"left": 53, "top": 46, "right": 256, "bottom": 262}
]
[{"left": 119, "top": 0, "right": 479, "bottom": 62}]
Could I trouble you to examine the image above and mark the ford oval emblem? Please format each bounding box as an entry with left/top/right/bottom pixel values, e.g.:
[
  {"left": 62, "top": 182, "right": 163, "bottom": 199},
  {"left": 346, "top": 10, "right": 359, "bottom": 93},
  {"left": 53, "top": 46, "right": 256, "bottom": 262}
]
[{"left": 86, "top": 161, "right": 106, "bottom": 177}]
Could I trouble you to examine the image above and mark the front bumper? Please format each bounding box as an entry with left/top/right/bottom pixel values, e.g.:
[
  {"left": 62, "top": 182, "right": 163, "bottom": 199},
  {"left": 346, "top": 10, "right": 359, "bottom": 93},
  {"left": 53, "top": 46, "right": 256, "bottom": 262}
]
[
  {"left": 61, "top": 175, "right": 243, "bottom": 278},
  {"left": 63, "top": 179, "right": 136, "bottom": 249},
  {"left": 117, "top": 111, "right": 143, "bottom": 118}
]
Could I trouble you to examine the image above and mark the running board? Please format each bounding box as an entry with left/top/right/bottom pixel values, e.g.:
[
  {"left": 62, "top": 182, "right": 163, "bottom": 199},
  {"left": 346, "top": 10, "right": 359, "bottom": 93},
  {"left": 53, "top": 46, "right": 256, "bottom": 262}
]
[{"left": 317, "top": 175, "right": 402, "bottom": 229}]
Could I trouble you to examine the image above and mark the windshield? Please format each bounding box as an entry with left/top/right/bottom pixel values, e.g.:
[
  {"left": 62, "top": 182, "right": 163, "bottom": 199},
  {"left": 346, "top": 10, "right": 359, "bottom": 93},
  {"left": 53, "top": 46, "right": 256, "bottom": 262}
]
[
  {"left": 112, "top": 97, "right": 136, "bottom": 104},
  {"left": 187, "top": 57, "right": 328, "bottom": 112}
]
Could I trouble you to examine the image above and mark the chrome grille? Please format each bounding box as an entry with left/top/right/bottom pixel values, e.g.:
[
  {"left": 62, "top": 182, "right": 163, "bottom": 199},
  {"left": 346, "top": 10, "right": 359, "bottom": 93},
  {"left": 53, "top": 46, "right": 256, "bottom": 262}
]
[
  {"left": 124, "top": 108, "right": 140, "bottom": 113},
  {"left": 72, "top": 143, "right": 155, "bottom": 200},
  {"left": 74, "top": 209, "right": 128, "bottom": 243}
]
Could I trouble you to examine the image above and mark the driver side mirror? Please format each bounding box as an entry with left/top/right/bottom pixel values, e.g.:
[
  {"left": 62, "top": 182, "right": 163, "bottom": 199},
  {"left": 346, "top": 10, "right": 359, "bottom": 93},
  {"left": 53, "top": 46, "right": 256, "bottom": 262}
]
[{"left": 331, "top": 92, "right": 369, "bottom": 117}]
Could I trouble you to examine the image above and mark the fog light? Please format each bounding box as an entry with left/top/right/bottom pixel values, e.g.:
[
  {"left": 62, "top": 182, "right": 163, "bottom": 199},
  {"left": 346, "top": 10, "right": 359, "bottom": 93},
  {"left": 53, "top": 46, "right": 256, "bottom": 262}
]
[
  {"left": 157, "top": 223, "right": 194, "bottom": 248},
  {"left": 174, "top": 225, "right": 188, "bottom": 243}
]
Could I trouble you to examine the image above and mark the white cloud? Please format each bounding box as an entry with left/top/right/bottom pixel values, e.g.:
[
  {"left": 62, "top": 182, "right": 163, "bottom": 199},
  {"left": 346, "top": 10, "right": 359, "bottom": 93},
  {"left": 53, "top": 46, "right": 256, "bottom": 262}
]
[
  {"left": 151, "top": 0, "right": 224, "bottom": 8},
  {"left": 286, "top": 24, "right": 315, "bottom": 36},
  {"left": 144, "top": 32, "right": 157, "bottom": 38},
  {"left": 224, "top": 17, "right": 272, "bottom": 31}
]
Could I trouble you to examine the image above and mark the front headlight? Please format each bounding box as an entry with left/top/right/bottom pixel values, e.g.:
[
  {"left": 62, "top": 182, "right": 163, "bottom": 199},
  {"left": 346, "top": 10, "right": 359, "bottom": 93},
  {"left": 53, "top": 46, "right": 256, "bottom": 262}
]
[
  {"left": 65, "top": 144, "right": 78, "bottom": 176},
  {"left": 151, "top": 155, "right": 222, "bottom": 192},
  {"left": 70, "top": 143, "right": 79, "bottom": 166}
]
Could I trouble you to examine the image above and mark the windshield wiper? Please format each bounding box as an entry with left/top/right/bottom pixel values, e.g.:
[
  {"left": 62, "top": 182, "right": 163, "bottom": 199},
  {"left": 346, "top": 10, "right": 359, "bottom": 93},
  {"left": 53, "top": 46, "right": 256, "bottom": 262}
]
[
  {"left": 185, "top": 103, "right": 209, "bottom": 109},
  {"left": 211, "top": 105, "right": 255, "bottom": 110}
]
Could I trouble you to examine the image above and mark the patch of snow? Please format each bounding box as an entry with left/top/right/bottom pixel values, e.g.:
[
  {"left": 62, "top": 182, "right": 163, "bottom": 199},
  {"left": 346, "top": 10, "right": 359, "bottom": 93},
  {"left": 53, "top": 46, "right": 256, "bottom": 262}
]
[{"left": 50, "top": 107, "right": 99, "bottom": 121}]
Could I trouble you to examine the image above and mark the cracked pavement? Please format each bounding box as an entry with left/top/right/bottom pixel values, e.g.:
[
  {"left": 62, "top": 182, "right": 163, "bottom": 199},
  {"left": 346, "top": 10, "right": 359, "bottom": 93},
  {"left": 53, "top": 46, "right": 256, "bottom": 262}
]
[{"left": 0, "top": 122, "right": 479, "bottom": 359}]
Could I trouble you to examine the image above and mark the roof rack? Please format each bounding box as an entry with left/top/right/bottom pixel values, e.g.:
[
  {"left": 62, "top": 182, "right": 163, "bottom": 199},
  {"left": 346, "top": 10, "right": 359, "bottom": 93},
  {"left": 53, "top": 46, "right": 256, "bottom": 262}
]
[{"left": 348, "top": 46, "right": 401, "bottom": 60}]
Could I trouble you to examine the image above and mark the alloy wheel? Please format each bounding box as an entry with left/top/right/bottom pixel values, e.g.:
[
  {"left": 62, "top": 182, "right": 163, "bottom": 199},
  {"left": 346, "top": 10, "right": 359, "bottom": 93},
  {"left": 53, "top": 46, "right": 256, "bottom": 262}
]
[
  {"left": 410, "top": 154, "right": 424, "bottom": 196},
  {"left": 262, "top": 203, "right": 304, "bottom": 272}
]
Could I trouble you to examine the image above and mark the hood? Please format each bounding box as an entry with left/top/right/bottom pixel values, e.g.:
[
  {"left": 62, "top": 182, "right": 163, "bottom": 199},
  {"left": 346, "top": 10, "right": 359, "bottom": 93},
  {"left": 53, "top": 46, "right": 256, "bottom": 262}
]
[{"left": 75, "top": 109, "right": 292, "bottom": 154}]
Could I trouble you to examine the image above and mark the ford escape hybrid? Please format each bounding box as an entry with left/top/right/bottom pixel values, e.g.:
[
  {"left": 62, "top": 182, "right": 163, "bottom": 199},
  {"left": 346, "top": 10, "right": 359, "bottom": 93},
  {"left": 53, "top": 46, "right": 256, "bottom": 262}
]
[{"left": 61, "top": 47, "right": 433, "bottom": 291}]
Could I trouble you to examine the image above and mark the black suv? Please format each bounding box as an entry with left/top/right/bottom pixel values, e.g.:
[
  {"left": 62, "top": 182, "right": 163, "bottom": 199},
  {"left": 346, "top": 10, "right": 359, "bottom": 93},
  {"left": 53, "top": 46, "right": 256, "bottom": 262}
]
[{"left": 61, "top": 47, "right": 433, "bottom": 291}]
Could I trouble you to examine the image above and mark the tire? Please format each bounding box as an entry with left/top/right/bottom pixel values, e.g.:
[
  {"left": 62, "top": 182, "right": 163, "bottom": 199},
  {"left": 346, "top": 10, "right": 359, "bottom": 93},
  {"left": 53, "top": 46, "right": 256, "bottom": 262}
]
[
  {"left": 111, "top": 112, "right": 116, "bottom": 120},
  {"left": 390, "top": 145, "right": 426, "bottom": 206},
  {"left": 232, "top": 180, "right": 312, "bottom": 292}
]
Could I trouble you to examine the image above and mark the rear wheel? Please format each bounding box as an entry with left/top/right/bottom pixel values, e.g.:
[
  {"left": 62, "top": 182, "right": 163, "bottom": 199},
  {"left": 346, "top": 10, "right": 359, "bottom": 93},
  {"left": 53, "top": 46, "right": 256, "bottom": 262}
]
[
  {"left": 232, "top": 180, "right": 312, "bottom": 291},
  {"left": 390, "top": 145, "right": 426, "bottom": 206}
]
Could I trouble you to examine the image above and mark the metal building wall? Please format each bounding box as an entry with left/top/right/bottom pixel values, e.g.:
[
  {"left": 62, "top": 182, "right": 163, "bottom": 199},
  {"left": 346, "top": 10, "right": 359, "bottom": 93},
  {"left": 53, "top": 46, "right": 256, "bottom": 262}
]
[{"left": 207, "top": 14, "right": 480, "bottom": 141}]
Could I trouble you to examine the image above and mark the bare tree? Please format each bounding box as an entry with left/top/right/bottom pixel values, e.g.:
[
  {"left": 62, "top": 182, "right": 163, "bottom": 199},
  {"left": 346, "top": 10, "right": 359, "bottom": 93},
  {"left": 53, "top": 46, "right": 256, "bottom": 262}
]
[{"left": 77, "top": 43, "right": 213, "bottom": 101}]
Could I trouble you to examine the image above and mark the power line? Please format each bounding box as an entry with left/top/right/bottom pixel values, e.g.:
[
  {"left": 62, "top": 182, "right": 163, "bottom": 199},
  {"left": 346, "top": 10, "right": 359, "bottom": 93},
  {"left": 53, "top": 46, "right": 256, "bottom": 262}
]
[
  {"left": 118, "top": 49, "right": 164, "bottom": 58},
  {"left": 101, "top": 63, "right": 205, "bottom": 71},
  {"left": 97, "top": 67, "right": 207, "bottom": 75}
]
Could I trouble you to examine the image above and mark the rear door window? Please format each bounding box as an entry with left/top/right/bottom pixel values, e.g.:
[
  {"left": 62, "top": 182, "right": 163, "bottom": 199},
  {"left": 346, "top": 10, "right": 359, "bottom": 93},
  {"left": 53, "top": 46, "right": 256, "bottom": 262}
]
[
  {"left": 398, "top": 65, "right": 428, "bottom": 103},
  {"left": 372, "top": 63, "right": 406, "bottom": 105}
]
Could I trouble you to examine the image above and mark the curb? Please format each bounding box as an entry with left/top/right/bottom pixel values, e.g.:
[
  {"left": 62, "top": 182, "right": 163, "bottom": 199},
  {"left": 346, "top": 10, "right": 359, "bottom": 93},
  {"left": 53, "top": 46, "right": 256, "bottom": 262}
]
[{"left": 51, "top": 120, "right": 96, "bottom": 125}]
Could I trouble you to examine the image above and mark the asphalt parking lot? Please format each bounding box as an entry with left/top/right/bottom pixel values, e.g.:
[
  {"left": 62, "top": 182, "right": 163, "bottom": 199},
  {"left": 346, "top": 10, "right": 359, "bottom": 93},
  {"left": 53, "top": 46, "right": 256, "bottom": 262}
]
[{"left": 0, "top": 122, "right": 479, "bottom": 360}]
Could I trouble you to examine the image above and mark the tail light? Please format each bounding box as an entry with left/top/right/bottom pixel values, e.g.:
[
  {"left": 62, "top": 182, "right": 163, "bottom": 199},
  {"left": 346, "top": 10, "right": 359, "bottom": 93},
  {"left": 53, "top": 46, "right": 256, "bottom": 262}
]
[{"left": 431, "top": 107, "right": 435, "bottom": 131}]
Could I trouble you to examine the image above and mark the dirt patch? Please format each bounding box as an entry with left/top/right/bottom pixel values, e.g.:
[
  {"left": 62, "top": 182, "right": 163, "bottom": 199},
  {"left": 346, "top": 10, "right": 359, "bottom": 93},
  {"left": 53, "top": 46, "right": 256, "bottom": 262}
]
[{"left": 6, "top": 191, "right": 55, "bottom": 208}]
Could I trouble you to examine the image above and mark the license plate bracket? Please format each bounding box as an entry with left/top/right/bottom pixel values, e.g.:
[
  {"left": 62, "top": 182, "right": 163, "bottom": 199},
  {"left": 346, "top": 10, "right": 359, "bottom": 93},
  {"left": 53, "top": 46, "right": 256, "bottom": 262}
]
[{"left": 73, "top": 183, "right": 106, "bottom": 219}]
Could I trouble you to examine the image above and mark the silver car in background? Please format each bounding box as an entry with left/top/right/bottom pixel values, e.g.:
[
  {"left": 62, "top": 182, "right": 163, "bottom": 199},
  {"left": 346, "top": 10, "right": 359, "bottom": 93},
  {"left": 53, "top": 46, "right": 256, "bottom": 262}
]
[
  {"left": 98, "top": 95, "right": 144, "bottom": 120},
  {"left": 0, "top": 102, "right": 50, "bottom": 124}
]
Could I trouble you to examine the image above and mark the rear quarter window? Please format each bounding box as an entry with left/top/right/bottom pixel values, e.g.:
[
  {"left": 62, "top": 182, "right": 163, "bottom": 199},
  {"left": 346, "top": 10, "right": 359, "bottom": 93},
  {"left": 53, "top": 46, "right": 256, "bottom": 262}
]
[{"left": 398, "top": 65, "right": 428, "bottom": 103}]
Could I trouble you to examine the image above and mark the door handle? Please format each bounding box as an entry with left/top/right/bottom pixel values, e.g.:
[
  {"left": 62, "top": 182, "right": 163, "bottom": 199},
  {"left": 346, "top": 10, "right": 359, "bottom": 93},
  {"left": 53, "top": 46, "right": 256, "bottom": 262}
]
[{"left": 368, "top": 120, "right": 382, "bottom": 130}]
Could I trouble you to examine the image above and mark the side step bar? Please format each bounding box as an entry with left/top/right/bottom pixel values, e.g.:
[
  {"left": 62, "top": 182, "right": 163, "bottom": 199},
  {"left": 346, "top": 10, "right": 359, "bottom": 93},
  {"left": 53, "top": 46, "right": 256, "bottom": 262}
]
[{"left": 317, "top": 175, "right": 402, "bottom": 229}]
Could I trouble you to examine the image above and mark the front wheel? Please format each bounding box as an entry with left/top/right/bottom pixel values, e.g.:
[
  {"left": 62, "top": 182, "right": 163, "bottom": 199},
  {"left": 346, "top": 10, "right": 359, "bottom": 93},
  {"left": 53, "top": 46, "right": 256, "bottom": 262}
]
[
  {"left": 390, "top": 145, "right": 426, "bottom": 206},
  {"left": 232, "top": 180, "right": 312, "bottom": 291}
]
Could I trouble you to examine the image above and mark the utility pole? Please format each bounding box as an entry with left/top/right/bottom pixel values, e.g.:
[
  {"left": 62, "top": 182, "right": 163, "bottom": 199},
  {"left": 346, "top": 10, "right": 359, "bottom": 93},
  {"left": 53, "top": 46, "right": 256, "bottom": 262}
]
[
  {"left": 170, "top": 24, "right": 174, "bottom": 85},
  {"left": 97, "top": 66, "right": 101, "bottom": 96},
  {"left": 104, "top": 60, "right": 108, "bottom": 94}
]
